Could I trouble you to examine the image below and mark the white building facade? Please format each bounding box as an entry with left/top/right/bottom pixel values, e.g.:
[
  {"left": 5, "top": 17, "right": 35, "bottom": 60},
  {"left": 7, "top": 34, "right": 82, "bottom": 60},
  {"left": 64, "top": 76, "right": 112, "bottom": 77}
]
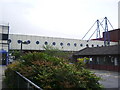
[
  {"left": 0, "top": 25, "right": 118, "bottom": 52},
  {"left": 0, "top": 25, "right": 118, "bottom": 65},
  {"left": 9, "top": 34, "right": 117, "bottom": 51}
]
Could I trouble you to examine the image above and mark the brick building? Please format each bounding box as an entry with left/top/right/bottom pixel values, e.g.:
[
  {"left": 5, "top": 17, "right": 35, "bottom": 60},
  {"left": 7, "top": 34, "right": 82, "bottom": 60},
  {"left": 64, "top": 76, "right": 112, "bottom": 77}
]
[{"left": 73, "top": 45, "right": 120, "bottom": 71}]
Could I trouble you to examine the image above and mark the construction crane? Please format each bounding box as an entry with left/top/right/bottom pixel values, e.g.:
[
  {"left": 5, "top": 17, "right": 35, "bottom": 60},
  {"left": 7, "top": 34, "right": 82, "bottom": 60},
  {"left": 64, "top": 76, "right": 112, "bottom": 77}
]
[{"left": 82, "top": 17, "right": 114, "bottom": 46}]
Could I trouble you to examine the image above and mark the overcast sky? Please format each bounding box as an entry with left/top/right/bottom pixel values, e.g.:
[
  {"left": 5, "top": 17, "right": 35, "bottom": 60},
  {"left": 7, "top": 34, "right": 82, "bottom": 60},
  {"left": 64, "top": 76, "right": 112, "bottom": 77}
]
[{"left": 0, "top": 0, "right": 119, "bottom": 40}]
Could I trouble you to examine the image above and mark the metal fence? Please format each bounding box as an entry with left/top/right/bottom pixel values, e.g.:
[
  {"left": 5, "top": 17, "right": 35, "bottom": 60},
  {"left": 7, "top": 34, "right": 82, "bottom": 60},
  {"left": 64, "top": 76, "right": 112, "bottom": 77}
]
[{"left": 14, "top": 71, "right": 43, "bottom": 90}]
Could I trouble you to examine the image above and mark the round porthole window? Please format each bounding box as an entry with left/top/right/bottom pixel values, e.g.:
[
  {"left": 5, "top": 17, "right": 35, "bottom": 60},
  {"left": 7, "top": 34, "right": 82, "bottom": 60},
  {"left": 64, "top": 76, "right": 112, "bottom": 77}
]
[
  {"left": 74, "top": 43, "right": 77, "bottom": 47},
  {"left": 60, "top": 42, "right": 63, "bottom": 46},
  {"left": 92, "top": 44, "right": 94, "bottom": 47},
  {"left": 67, "top": 43, "right": 70, "bottom": 46},
  {"left": 27, "top": 40, "right": 30, "bottom": 44},
  {"left": 86, "top": 44, "right": 89, "bottom": 47},
  {"left": 45, "top": 41, "right": 48, "bottom": 45},
  {"left": 80, "top": 44, "right": 83, "bottom": 47},
  {"left": 17, "top": 40, "right": 21, "bottom": 44},
  {"left": 36, "top": 41, "right": 39, "bottom": 44},
  {"left": 8, "top": 39, "right": 11, "bottom": 43},
  {"left": 52, "top": 42, "right": 56, "bottom": 45}
]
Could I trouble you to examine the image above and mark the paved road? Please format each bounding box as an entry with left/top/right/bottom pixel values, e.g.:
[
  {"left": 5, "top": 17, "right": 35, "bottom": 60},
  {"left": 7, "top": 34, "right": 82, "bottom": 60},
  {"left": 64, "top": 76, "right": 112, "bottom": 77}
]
[
  {"left": 0, "top": 66, "right": 7, "bottom": 90},
  {"left": 90, "top": 69, "right": 120, "bottom": 89}
]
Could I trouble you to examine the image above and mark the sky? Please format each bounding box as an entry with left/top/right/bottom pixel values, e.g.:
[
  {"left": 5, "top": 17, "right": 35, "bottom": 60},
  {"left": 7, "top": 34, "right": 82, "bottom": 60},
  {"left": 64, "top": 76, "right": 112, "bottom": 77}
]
[{"left": 0, "top": 0, "right": 119, "bottom": 40}]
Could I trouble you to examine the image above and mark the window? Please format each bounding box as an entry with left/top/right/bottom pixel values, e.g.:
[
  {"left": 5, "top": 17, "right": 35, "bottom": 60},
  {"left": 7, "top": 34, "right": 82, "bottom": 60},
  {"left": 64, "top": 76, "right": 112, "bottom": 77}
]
[
  {"left": 27, "top": 40, "right": 30, "bottom": 44},
  {"left": 67, "top": 43, "right": 70, "bottom": 46},
  {"left": 8, "top": 39, "right": 11, "bottom": 43},
  {"left": 86, "top": 44, "right": 89, "bottom": 47},
  {"left": 36, "top": 41, "right": 39, "bottom": 44},
  {"left": 52, "top": 42, "right": 56, "bottom": 45},
  {"left": 0, "top": 34, "right": 8, "bottom": 40},
  {"left": 60, "top": 42, "right": 63, "bottom": 46},
  {"left": 45, "top": 41, "right": 48, "bottom": 45},
  {"left": 74, "top": 43, "right": 77, "bottom": 47},
  {"left": 92, "top": 44, "right": 94, "bottom": 47},
  {"left": 17, "top": 40, "right": 21, "bottom": 44},
  {"left": 80, "top": 44, "right": 83, "bottom": 47}
]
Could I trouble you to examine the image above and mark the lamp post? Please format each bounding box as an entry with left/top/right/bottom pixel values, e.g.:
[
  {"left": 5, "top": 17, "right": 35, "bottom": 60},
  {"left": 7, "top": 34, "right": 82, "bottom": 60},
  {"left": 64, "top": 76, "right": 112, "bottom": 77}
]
[{"left": 20, "top": 40, "right": 30, "bottom": 55}]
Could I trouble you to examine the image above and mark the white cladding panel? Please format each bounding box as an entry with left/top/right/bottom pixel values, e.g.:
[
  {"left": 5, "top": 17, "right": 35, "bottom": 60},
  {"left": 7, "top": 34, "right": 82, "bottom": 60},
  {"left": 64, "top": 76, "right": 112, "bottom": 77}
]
[{"left": 9, "top": 34, "right": 117, "bottom": 51}]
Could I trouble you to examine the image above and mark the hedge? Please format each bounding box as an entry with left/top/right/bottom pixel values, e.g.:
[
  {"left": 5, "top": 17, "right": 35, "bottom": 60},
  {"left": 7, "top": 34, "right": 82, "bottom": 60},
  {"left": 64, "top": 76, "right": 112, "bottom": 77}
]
[{"left": 5, "top": 52, "right": 103, "bottom": 89}]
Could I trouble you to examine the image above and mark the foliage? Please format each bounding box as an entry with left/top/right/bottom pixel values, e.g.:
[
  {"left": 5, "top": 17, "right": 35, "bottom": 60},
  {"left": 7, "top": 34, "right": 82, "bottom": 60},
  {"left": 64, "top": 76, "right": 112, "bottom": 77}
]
[
  {"left": 5, "top": 51, "right": 103, "bottom": 89},
  {"left": 43, "top": 45, "right": 73, "bottom": 59},
  {"left": 77, "top": 57, "right": 89, "bottom": 63},
  {"left": 10, "top": 50, "right": 21, "bottom": 60},
  {"left": 5, "top": 68, "right": 16, "bottom": 88},
  {"left": 43, "top": 45, "right": 60, "bottom": 56},
  {"left": 76, "top": 57, "right": 90, "bottom": 69}
]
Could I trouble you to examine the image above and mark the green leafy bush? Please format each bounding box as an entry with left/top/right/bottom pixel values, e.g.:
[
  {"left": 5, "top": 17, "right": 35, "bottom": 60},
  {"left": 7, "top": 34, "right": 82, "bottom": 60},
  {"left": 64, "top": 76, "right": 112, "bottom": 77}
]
[
  {"left": 43, "top": 45, "right": 73, "bottom": 60},
  {"left": 10, "top": 50, "right": 21, "bottom": 60},
  {"left": 5, "top": 52, "right": 103, "bottom": 89}
]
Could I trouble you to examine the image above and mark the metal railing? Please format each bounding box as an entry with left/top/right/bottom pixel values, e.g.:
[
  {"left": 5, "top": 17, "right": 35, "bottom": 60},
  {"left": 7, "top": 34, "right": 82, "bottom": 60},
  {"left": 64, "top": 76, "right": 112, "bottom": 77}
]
[{"left": 14, "top": 71, "right": 43, "bottom": 90}]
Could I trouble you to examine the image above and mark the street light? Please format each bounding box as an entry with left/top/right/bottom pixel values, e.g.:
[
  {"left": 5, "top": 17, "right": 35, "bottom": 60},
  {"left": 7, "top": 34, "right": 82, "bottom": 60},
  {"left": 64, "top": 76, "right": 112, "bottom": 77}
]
[{"left": 20, "top": 40, "right": 30, "bottom": 55}]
